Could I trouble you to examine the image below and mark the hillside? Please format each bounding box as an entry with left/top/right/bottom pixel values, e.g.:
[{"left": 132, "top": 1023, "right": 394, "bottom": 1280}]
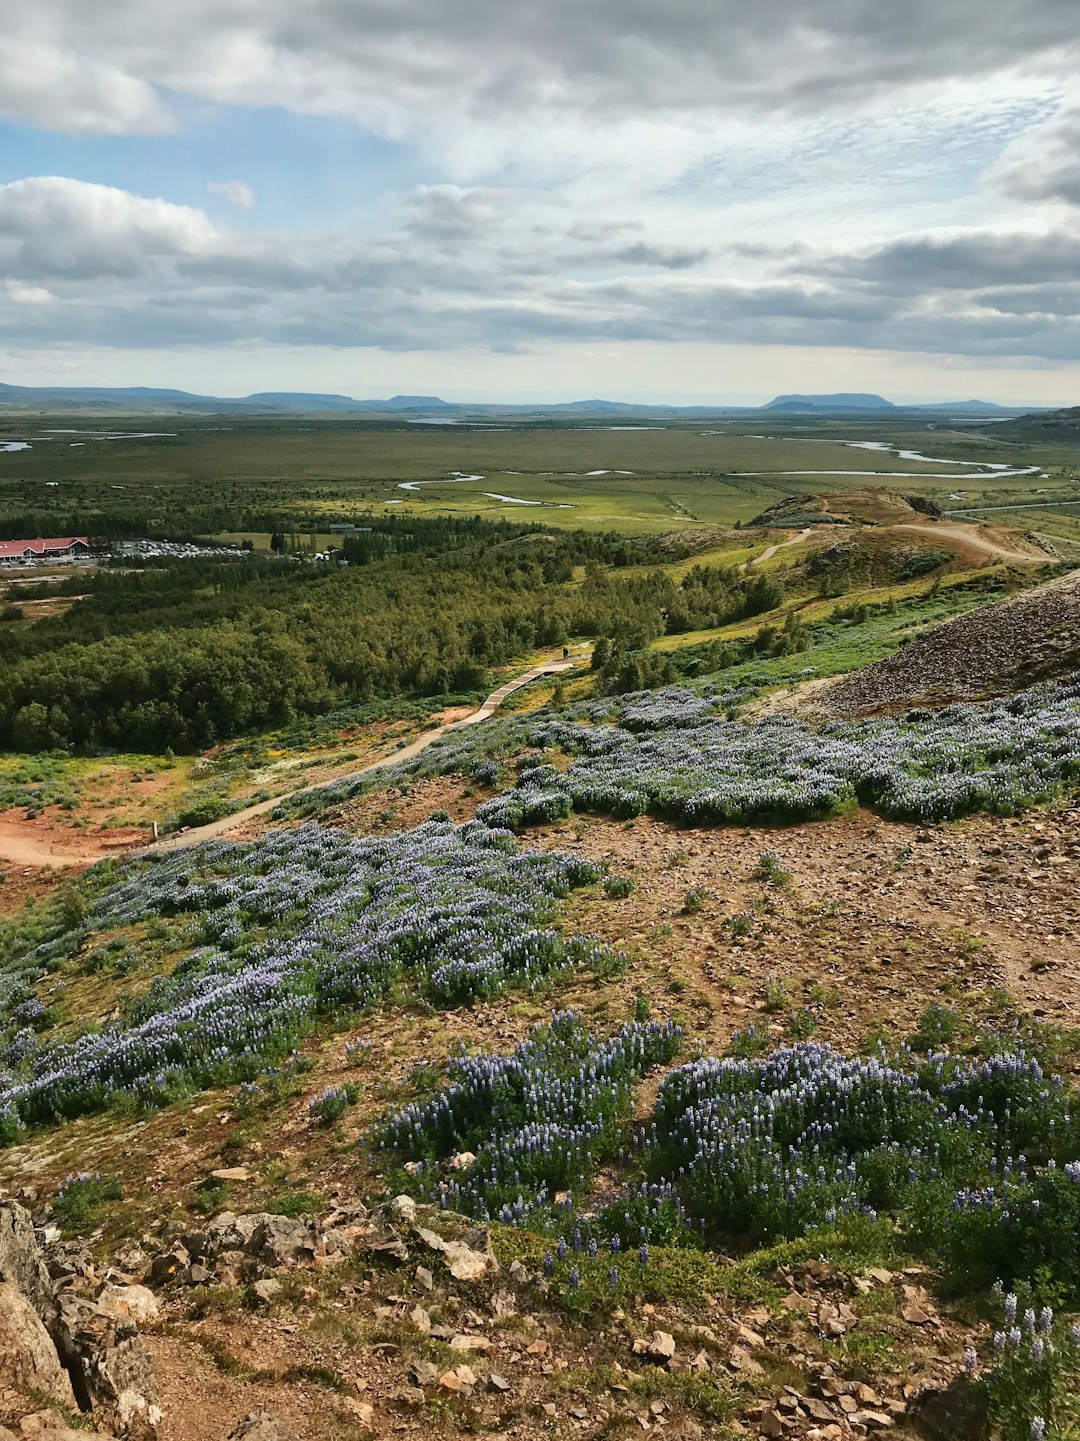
[
  {"left": 819, "top": 567, "right": 1080, "bottom": 715},
  {"left": 1, "top": 510, "right": 1079, "bottom": 1441},
  {"left": 746, "top": 488, "right": 944, "bottom": 527}
]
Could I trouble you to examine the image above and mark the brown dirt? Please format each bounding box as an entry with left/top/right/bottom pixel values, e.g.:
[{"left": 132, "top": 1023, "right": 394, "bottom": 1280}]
[{"left": 0, "top": 808, "right": 145, "bottom": 869}]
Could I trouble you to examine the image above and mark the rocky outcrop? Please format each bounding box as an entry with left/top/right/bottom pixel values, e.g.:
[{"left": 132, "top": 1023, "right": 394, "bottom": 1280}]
[
  {"left": 0, "top": 1281, "right": 76, "bottom": 1407},
  {"left": 0, "top": 1201, "right": 58, "bottom": 1328},
  {"left": 54, "top": 1294, "right": 160, "bottom": 1440},
  {"left": 0, "top": 1202, "right": 158, "bottom": 1441}
]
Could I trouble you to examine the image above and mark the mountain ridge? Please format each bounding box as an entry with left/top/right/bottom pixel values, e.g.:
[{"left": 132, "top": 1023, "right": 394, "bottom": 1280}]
[{"left": 0, "top": 381, "right": 1035, "bottom": 417}]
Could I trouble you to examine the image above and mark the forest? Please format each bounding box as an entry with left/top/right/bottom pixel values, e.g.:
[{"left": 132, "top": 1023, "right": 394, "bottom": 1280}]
[{"left": 0, "top": 519, "right": 780, "bottom": 752}]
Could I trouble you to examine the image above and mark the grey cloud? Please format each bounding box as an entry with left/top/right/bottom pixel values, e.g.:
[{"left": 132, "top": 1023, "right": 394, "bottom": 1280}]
[
  {"left": 6, "top": 174, "right": 1080, "bottom": 362},
  {"left": 3, "top": 0, "right": 1078, "bottom": 137},
  {"left": 803, "top": 232, "right": 1080, "bottom": 293},
  {"left": 994, "top": 107, "right": 1080, "bottom": 206}
]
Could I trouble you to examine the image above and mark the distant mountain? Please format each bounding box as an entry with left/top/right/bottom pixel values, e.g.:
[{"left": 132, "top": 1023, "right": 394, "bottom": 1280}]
[
  {"left": 914, "top": 399, "right": 1015, "bottom": 414},
  {"left": 765, "top": 393, "right": 896, "bottom": 411},
  {"left": 0, "top": 383, "right": 455, "bottom": 415},
  {"left": 0, "top": 381, "right": 1044, "bottom": 419}
]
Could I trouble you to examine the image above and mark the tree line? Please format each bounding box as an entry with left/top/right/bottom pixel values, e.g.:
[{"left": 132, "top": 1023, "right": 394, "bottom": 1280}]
[{"left": 0, "top": 523, "right": 783, "bottom": 753}]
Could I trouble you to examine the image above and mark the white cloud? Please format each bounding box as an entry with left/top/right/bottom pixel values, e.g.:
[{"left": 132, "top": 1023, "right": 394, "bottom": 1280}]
[
  {"left": 208, "top": 180, "right": 256, "bottom": 212},
  {"left": 1, "top": 2, "right": 1080, "bottom": 381},
  {"left": 0, "top": 177, "right": 222, "bottom": 280},
  {"left": 0, "top": 39, "right": 171, "bottom": 135},
  {"left": 4, "top": 280, "right": 55, "bottom": 305}
]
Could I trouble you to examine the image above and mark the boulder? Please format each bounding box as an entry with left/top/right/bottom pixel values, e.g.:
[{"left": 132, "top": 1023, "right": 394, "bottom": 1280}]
[
  {"left": 252, "top": 1216, "right": 319, "bottom": 1269},
  {"left": 97, "top": 1285, "right": 160, "bottom": 1326},
  {"left": 414, "top": 1224, "right": 498, "bottom": 1282},
  {"left": 0, "top": 1280, "right": 77, "bottom": 1407}
]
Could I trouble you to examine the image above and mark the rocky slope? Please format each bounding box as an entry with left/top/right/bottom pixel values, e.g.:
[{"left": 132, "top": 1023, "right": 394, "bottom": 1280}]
[{"left": 819, "top": 566, "right": 1080, "bottom": 714}]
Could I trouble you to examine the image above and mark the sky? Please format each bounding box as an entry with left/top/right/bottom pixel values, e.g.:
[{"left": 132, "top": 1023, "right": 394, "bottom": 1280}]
[{"left": 1, "top": 1, "right": 1079, "bottom": 405}]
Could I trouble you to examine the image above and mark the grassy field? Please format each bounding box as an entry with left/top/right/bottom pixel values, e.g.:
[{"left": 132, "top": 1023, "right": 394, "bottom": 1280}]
[{"left": 3, "top": 413, "right": 1080, "bottom": 540}]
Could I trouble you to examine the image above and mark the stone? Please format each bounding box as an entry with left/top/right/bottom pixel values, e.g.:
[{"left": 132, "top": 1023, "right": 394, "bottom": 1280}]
[
  {"left": 908, "top": 1380, "right": 988, "bottom": 1441},
  {"left": 409, "top": 1304, "right": 430, "bottom": 1333},
  {"left": 252, "top": 1217, "right": 316, "bottom": 1269},
  {"left": 647, "top": 1331, "right": 676, "bottom": 1362},
  {"left": 851, "top": 1411, "right": 893, "bottom": 1430},
  {"left": 414, "top": 1225, "right": 498, "bottom": 1282},
  {"left": 149, "top": 1247, "right": 190, "bottom": 1287},
  {"left": 409, "top": 1361, "right": 439, "bottom": 1388},
  {"left": 728, "top": 1347, "right": 764, "bottom": 1377},
  {"left": 97, "top": 1286, "right": 160, "bottom": 1326},
  {"left": 389, "top": 1196, "right": 417, "bottom": 1226},
  {"left": 449, "top": 1334, "right": 492, "bottom": 1353},
  {"left": 901, "top": 1303, "right": 932, "bottom": 1325},
  {"left": 0, "top": 1280, "right": 77, "bottom": 1408},
  {"left": 210, "top": 1169, "right": 252, "bottom": 1183},
  {"left": 491, "top": 1288, "right": 517, "bottom": 1318},
  {"left": 415, "top": 1265, "right": 434, "bottom": 1291},
  {"left": 438, "top": 1370, "right": 461, "bottom": 1393},
  {"left": 252, "top": 1280, "right": 282, "bottom": 1305},
  {"left": 225, "top": 1414, "right": 302, "bottom": 1441},
  {"left": 204, "top": 1213, "right": 266, "bottom": 1254},
  {"left": 487, "top": 1373, "right": 511, "bottom": 1393},
  {"left": 342, "top": 1399, "right": 374, "bottom": 1428}
]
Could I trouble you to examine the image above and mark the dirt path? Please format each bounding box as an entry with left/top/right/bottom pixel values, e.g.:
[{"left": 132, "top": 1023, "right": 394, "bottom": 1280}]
[
  {"left": 884, "top": 521, "right": 1047, "bottom": 565},
  {"left": 0, "top": 827, "right": 105, "bottom": 870},
  {"left": 747, "top": 527, "right": 818, "bottom": 566},
  {"left": 746, "top": 519, "right": 1044, "bottom": 571},
  {"left": 148, "top": 655, "right": 577, "bottom": 854}
]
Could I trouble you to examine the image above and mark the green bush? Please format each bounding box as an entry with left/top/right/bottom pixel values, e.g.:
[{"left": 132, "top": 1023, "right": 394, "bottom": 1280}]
[{"left": 603, "top": 874, "right": 635, "bottom": 898}]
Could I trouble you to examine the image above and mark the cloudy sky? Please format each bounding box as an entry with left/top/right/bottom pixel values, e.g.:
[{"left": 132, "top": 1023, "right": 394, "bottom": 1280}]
[{"left": 1, "top": 0, "right": 1079, "bottom": 403}]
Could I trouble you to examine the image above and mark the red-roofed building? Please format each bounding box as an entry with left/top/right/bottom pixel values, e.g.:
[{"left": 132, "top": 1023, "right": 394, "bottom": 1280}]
[{"left": 0, "top": 536, "right": 91, "bottom": 566}]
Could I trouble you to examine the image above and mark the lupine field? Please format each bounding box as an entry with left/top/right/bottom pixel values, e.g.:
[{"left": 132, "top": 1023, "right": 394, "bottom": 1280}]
[
  {"left": 376, "top": 1011, "right": 1080, "bottom": 1299},
  {"left": 0, "top": 820, "right": 610, "bottom": 1141},
  {"left": 284, "top": 670, "right": 1080, "bottom": 830}
]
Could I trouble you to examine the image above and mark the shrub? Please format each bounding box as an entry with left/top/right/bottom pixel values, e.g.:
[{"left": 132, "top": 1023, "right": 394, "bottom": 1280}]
[
  {"left": 683, "top": 886, "right": 709, "bottom": 915},
  {"left": 976, "top": 1290, "right": 1080, "bottom": 1441},
  {"left": 308, "top": 1084, "right": 358, "bottom": 1125},
  {"left": 753, "top": 851, "right": 792, "bottom": 887},
  {"left": 603, "top": 874, "right": 636, "bottom": 899},
  {"left": 55, "top": 1172, "right": 123, "bottom": 1233}
]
